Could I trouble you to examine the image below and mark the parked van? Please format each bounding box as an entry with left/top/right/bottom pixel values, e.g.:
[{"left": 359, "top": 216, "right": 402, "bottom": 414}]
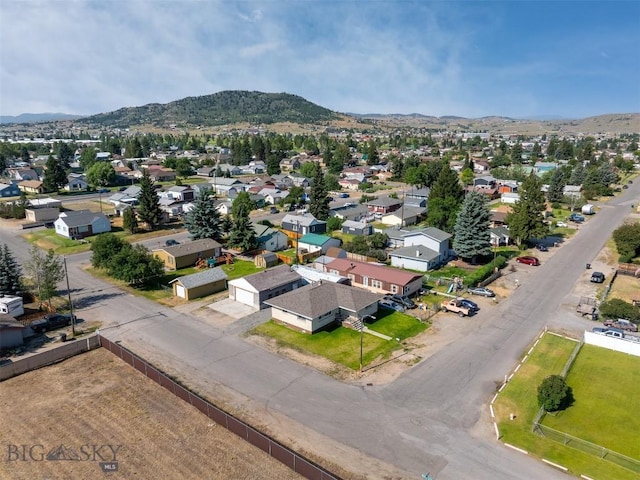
[{"left": 0, "top": 296, "right": 24, "bottom": 317}]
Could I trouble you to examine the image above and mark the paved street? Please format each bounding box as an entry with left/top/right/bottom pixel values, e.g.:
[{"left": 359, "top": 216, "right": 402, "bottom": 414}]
[{"left": 2, "top": 181, "right": 638, "bottom": 479}]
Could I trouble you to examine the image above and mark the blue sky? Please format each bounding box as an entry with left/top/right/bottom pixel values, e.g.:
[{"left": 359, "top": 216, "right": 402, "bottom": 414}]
[{"left": 1, "top": 1, "right": 639, "bottom": 118}]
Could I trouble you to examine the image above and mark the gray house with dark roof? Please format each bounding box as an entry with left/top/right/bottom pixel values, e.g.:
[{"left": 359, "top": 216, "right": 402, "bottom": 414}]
[
  {"left": 54, "top": 210, "right": 111, "bottom": 239},
  {"left": 389, "top": 244, "right": 442, "bottom": 272},
  {"left": 227, "top": 264, "right": 303, "bottom": 309},
  {"left": 169, "top": 267, "right": 228, "bottom": 300},
  {"left": 264, "top": 282, "right": 380, "bottom": 333}
]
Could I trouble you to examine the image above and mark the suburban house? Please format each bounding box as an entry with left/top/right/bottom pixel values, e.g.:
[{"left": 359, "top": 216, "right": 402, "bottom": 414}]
[
  {"left": 501, "top": 192, "right": 520, "bottom": 204},
  {"left": 0, "top": 182, "right": 21, "bottom": 197},
  {"left": 109, "top": 186, "right": 141, "bottom": 211},
  {"left": 209, "top": 177, "right": 245, "bottom": 197},
  {"left": 217, "top": 164, "right": 242, "bottom": 176},
  {"left": 563, "top": 185, "right": 582, "bottom": 199},
  {"left": 153, "top": 238, "right": 223, "bottom": 270},
  {"left": 324, "top": 258, "right": 423, "bottom": 297},
  {"left": 18, "top": 180, "right": 45, "bottom": 194},
  {"left": 54, "top": 210, "right": 111, "bottom": 239},
  {"left": 253, "top": 223, "right": 289, "bottom": 252},
  {"left": 490, "top": 226, "right": 511, "bottom": 246},
  {"left": 365, "top": 197, "right": 403, "bottom": 214},
  {"left": 165, "top": 185, "right": 195, "bottom": 202},
  {"left": 290, "top": 265, "right": 349, "bottom": 285},
  {"left": 281, "top": 213, "right": 327, "bottom": 239},
  {"left": 264, "top": 282, "right": 380, "bottom": 334},
  {"left": 169, "top": 267, "right": 228, "bottom": 300},
  {"left": 380, "top": 205, "right": 426, "bottom": 227},
  {"left": 28, "top": 197, "right": 62, "bottom": 209},
  {"left": 227, "top": 264, "right": 303, "bottom": 309},
  {"left": 490, "top": 210, "right": 509, "bottom": 227},
  {"left": 338, "top": 178, "right": 361, "bottom": 191},
  {"left": 384, "top": 226, "right": 451, "bottom": 259},
  {"left": 214, "top": 200, "right": 233, "bottom": 216},
  {"left": 330, "top": 204, "right": 369, "bottom": 222},
  {"left": 497, "top": 181, "right": 519, "bottom": 194},
  {"left": 389, "top": 245, "right": 442, "bottom": 272},
  {"left": 279, "top": 157, "right": 301, "bottom": 171},
  {"left": 297, "top": 234, "right": 341, "bottom": 255},
  {"left": 473, "top": 175, "right": 497, "bottom": 188},
  {"left": 404, "top": 188, "right": 430, "bottom": 207},
  {"left": 64, "top": 173, "right": 88, "bottom": 191},
  {"left": 196, "top": 166, "right": 216, "bottom": 177},
  {"left": 146, "top": 166, "right": 176, "bottom": 182},
  {"left": 341, "top": 220, "right": 372, "bottom": 236}
]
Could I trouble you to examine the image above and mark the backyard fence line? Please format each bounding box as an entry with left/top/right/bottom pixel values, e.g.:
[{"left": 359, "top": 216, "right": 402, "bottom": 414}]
[
  {"left": 98, "top": 335, "right": 341, "bottom": 480},
  {"left": 0, "top": 334, "right": 101, "bottom": 381}
]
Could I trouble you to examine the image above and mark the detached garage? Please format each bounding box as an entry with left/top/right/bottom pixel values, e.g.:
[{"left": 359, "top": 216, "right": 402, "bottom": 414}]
[
  {"left": 227, "top": 264, "right": 302, "bottom": 310},
  {"left": 170, "top": 267, "right": 228, "bottom": 300}
]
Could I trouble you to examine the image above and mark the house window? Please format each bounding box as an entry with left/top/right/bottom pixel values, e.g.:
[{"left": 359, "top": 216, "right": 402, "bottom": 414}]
[
  {"left": 371, "top": 279, "right": 382, "bottom": 289},
  {"left": 391, "top": 284, "right": 398, "bottom": 293},
  {"left": 348, "top": 274, "right": 355, "bottom": 281}
]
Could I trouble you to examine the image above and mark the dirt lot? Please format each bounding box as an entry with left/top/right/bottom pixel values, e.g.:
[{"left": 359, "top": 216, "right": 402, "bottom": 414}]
[{"left": 0, "top": 349, "right": 302, "bottom": 480}]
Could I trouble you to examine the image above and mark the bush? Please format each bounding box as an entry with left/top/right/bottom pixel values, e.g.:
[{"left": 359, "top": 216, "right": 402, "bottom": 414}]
[
  {"left": 465, "top": 256, "right": 507, "bottom": 287},
  {"left": 537, "top": 375, "right": 572, "bottom": 412},
  {"left": 612, "top": 222, "right": 640, "bottom": 263},
  {"left": 599, "top": 298, "right": 640, "bottom": 323}
]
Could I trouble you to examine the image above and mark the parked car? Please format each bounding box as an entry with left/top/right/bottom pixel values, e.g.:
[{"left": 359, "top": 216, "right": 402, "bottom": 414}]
[
  {"left": 569, "top": 213, "right": 585, "bottom": 222},
  {"left": 603, "top": 318, "right": 638, "bottom": 332},
  {"left": 516, "top": 256, "right": 540, "bottom": 266},
  {"left": 590, "top": 272, "right": 605, "bottom": 283},
  {"left": 458, "top": 298, "right": 479, "bottom": 312},
  {"left": 440, "top": 299, "right": 472, "bottom": 317},
  {"left": 384, "top": 294, "right": 416, "bottom": 309},
  {"left": 467, "top": 286, "right": 495, "bottom": 297},
  {"left": 165, "top": 239, "right": 180, "bottom": 247},
  {"left": 269, "top": 206, "right": 279, "bottom": 214},
  {"left": 339, "top": 192, "right": 350, "bottom": 198},
  {"left": 535, "top": 244, "right": 548, "bottom": 252},
  {"left": 379, "top": 300, "right": 405, "bottom": 312},
  {"left": 30, "top": 313, "right": 76, "bottom": 334},
  {"left": 97, "top": 188, "right": 110, "bottom": 193},
  {"left": 592, "top": 327, "right": 624, "bottom": 338},
  {"left": 556, "top": 221, "right": 568, "bottom": 227}
]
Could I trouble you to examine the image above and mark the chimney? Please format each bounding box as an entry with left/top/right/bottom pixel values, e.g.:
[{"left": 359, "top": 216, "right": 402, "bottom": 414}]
[{"left": 416, "top": 250, "right": 421, "bottom": 257}]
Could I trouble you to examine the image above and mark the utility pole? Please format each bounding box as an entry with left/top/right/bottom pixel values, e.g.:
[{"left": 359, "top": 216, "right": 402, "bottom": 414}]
[{"left": 63, "top": 257, "right": 75, "bottom": 336}]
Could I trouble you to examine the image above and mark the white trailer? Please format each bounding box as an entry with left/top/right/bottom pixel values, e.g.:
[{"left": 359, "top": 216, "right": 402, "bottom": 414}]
[
  {"left": 581, "top": 204, "right": 596, "bottom": 215},
  {"left": 0, "top": 296, "right": 24, "bottom": 317}
]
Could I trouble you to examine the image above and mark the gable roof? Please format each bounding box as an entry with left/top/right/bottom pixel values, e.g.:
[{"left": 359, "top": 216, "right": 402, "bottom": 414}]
[
  {"left": 299, "top": 233, "right": 333, "bottom": 246},
  {"left": 383, "top": 226, "right": 451, "bottom": 242},
  {"left": 326, "top": 258, "right": 422, "bottom": 286},
  {"left": 281, "top": 213, "right": 325, "bottom": 227},
  {"left": 230, "top": 264, "right": 300, "bottom": 292},
  {"left": 170, "top": 267, "right": 227, "bottom": 289},
  {"left": 365, "top": 196, "right": 403, "bottom": 208},
  {"left": 264, "top": 282, "right": 380, "bottom": 319},
  {"left": 389, "top": 245, "right": 440, "bottom": 262},
  {"left": 160, "top": 238, "right": 222, "bottom": 256},
  {"left": 56, "top": 210, "right": 108, "bottom": 227}
]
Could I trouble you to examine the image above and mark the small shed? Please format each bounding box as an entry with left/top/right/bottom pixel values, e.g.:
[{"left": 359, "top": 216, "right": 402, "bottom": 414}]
[
  {"left": 0, "top": 314, "right": 26, "bottom": 349},
  {"left": 255, "top": 252, "right": 278, "bottom": 268},
  {"left": 169, "top": 267, "right": 228, "bottom": 300}
]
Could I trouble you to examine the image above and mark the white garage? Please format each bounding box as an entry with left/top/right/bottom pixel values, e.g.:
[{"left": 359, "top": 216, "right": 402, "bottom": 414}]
[{"left": 227, "top": 265, "right": 303, "bottom": 310}]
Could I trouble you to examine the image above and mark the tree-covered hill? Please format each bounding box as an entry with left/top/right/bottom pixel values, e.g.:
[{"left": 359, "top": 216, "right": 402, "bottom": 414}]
[{"left": 78, "top": 90, "right": 340, "bottom": 128}]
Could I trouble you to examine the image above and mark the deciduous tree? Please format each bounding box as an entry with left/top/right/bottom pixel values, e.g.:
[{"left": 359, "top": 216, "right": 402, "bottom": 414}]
[
  {"left": 537, "top": 375, "right": 571, "bottom": 412},
  {"left": 24, "top": 246, "right": 64, "bottom": 308}
]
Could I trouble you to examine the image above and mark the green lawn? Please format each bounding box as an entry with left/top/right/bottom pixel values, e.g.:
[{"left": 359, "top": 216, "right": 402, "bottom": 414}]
[
  {"left": 251, "top": 311, "right": 428, "bottom": 371},
  {"left": 494, "top": 334, "right": 639, "bottom": 479},
  {"left": 220, "top": 260, "right": 263, "bottom": 280},
  {"left": 542, "top": 345, "right": 640, "bottom": 459}
]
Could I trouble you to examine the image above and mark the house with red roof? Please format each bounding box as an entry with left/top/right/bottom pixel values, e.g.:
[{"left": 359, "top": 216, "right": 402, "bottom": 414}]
[{"left": 324, "top": 258, "right": 423, "bottom": 297}]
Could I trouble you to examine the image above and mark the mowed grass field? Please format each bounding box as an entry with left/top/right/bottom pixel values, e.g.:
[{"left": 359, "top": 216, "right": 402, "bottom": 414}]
[
  {"left": 0, "top": 349, "right": 302, "bottom": 480},
  {"left": 494, "top": 333, "right": 639, "bottom": 480},
  {"left": 542, "top": 344, "right": 640, "bottom": 459}
]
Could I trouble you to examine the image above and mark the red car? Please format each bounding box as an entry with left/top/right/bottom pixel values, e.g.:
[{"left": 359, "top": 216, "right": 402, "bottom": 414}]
[{"left": 516, "top": 256, "right": 540, "bottom": 266}]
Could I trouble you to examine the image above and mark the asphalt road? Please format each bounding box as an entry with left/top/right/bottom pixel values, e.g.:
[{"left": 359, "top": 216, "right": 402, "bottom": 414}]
[{"left": 2, "top": 181, "right": 638, "bottom": 479}]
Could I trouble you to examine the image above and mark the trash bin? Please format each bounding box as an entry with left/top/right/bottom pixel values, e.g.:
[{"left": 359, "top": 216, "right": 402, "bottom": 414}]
[
  {"left": 60, "top": 333, "right": 67, "bottom": 342},
  {"left": 586, "top": 263, "right": 591, "bottom": 269}
]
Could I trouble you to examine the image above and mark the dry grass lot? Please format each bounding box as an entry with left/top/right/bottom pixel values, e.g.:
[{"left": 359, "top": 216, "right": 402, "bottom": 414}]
[
  {"left": 609, "top": 274, "right": 640, "bottom": 304},
  {"left": 0, "top": 349, "right": 302, "bottom": 480}
]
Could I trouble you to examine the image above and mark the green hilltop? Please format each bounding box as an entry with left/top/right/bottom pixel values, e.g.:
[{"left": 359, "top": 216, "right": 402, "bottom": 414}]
[{"left": 78, "top": 90, "right": 340, "bottom": 128}]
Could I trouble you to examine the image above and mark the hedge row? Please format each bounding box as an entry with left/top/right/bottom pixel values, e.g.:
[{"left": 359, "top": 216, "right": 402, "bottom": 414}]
[{"left": 465, "top": 256, "right": 507, "bottom": 287}]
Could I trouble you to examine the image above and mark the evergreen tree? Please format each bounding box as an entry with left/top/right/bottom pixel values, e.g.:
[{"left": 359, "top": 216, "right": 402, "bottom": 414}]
[
  {"left": 43, "top": 155, "right": 68, "bottom": 192},
  {"left": 56, "top": 142, "right": 74, "bottom": 167},
  {"left": 366, "top": 140, "right": 379, "bottom": 165},
  {"left": 505, "top": 173, "right": 548, "bottom": 246},
  {"left": 183, "top": 188, "right": 223, "bottom": 241},
  {"left": 309, "top": 162, "right": 330, "bottom": 220},
  {"left": 122, "top": 207, "right": 139, "bottom": 234},
  {"left": 0, "top": 244, "right": 22, "bottom": 296},
  {"left": 452, "top": 192, "right": 492, "bottom": 262},
  {"left": 569, "top": 163, "right": 586, "bottom": 185},
  {"left": 136, "top": 170, "right": 163, "bottom": 230},
  {"left": 228, "top": 197, "right": 258, "bottom": 252},
  {"left": 547, "top": 168, "right": 565, "bottom": 203},
  {"left": 426, "top": 165, "right": 464, "bottom": 232}
]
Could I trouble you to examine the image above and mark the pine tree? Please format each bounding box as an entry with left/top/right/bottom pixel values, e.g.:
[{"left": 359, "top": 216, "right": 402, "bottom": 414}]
[
  {"left": 569, "top": 163, "right": 586, "bottom": 185},
  {"left": 452, "top": 192, "right": 492, "bottom": 262},
  {"left": 136, "top": 170, "right": 163, "bottom": 230},
  {"left": 0, "top": 244, "right": 22, "bottom": 296},
  {"left": 228, "top": 199, "right": 258, "bottom": 252},
  {"left": 426, "top": 165, "right": 464, "bottom": 232},
  {"left": 506, "top": 173, "right": 548, "bottom": 246},
  {"left": 43, "top": 155, "right": 68, "bottom": 192},
  {"left": 309, "top": 162, "right": 330, "bottom": 220},
  {"left": 183, "top": 188, "right": 223, "bottom": 241},
  {"left": 122, "top": 207, "right": 139, "bottom": 234},
  {"left": 547, "top": 168, "right": 565, "bottom": 203}
]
